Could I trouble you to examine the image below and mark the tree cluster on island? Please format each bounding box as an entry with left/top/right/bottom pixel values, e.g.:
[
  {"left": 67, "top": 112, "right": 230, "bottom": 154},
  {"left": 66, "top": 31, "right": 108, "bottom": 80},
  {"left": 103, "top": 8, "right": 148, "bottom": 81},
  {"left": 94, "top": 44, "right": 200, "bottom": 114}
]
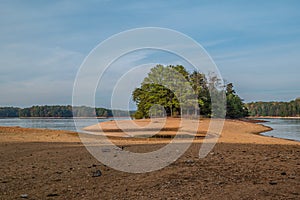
[{"left": 132, "top": 64, "right": 248, "bottom": 119}]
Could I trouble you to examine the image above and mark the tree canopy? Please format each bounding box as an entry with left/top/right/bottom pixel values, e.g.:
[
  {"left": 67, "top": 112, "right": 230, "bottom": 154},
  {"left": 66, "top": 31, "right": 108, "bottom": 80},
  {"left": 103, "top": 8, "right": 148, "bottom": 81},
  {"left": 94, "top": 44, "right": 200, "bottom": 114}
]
[
  {"left": 225, "top": 83, "right": 249, "bottom": 118},
  {"left": 132, "top": 64, "right": 248, "bottom": 119}
]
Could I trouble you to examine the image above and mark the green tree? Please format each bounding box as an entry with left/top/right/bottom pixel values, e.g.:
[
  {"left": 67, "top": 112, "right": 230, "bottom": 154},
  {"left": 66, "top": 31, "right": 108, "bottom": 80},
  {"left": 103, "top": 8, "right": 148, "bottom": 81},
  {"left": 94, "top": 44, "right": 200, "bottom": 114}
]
[
  {"left": 133, "top": 65, "right": 192, "bottom": 118},
  {"left": 0, "top": 107, "right": 20, "bottom": 117},
  {"left": 226, "top": 83, "right": 248, "bottom": 118},
  {"left": 246, "top": 98, "right": 300, "bottom": 117},
  {"left": 132, "top": 65, "right": 247, "bottom": 119}
]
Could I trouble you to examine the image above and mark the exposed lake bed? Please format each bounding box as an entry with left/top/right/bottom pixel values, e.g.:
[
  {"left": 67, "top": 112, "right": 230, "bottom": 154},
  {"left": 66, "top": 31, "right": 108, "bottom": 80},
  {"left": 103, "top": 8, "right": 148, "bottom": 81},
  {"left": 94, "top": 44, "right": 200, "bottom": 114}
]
[{"left": 0, "top": 118, "right": 299, "bottom": 199}]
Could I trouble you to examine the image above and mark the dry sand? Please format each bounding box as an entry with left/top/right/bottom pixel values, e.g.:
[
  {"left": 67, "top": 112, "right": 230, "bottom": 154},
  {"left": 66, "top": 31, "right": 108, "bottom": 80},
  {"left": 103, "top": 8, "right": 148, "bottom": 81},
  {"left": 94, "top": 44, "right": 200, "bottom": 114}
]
[{"left": 0, "top": 118, "right": 299, "bottom": 199}]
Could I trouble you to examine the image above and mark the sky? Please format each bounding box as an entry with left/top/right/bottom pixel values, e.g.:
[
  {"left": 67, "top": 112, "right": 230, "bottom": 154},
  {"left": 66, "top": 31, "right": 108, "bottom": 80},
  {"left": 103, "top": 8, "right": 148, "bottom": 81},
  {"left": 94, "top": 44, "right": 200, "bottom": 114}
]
[{"left": 1, "top": 0, "right": 300, "bottom": 109}]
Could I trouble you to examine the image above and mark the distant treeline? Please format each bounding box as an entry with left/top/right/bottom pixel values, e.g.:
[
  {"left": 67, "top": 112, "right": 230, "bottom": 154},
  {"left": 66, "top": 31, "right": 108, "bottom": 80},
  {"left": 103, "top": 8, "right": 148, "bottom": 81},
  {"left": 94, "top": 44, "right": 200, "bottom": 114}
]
[
  {"left": 247, "top": 98, "right": 300, "bottom": 117},
  {"left": 0, "top": 105, "right": 132, "bottom": 118}
]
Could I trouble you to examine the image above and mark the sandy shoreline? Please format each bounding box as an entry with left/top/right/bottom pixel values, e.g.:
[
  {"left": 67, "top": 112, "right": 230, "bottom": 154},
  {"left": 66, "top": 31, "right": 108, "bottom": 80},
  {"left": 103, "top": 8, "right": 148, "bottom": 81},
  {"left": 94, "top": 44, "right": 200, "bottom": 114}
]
[
  {"left": 83, "top": 118, "right": 299, "bottom": 145},
  {"left": 0, "top": 119, "right": 299, "bottom": 199}
]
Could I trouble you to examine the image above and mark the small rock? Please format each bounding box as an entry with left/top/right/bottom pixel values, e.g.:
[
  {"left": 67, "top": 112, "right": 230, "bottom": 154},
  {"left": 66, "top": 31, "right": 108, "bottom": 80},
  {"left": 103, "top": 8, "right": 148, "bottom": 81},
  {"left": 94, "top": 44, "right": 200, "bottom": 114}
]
[
  {"left": 92, "top": 170, "right": 102, "bottom": 177},
  {"left": 185, "top": 160, "right": 194, "bottom": 164},
  {"left": 281, "top": 172, "right": 287, "bottom": 176},
  {"left": 47, "top": 193, "right": 59, "bottom": 197},
  {"left": 269, "top": 181, "right": 277, "bottom": 185},
  {"left": 20, "top": 194, "right": 28, "bottom": 198},
  {"left": 88, "top": 164, "right": 98, "bottom": 168},
  {"left": 217, "top": 181, "right": 225, "bottom": 185}
]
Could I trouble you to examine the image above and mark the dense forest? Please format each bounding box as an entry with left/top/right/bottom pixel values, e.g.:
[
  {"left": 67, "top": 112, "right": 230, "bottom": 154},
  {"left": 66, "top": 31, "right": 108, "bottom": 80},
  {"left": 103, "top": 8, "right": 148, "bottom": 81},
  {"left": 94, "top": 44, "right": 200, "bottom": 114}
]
[
  {"left": 247, "top": 98, "right": 300, "bottom": 117},
  {"left": 0, "top": 107, "right": 20, "bottom": 117},
  {"left": 132, "top": 64, "right": 248, "bottom": 119},
  {"left": 0, "top": 105, "right": 131, "bottom": 118}
]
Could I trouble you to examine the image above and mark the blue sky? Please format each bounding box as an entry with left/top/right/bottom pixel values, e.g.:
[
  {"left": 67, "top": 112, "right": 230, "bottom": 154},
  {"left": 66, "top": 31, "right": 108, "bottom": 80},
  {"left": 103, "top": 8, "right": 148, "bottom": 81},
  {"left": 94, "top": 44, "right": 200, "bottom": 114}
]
[{"left": 1, "top": 0, "right": 300, "bottom": 108}]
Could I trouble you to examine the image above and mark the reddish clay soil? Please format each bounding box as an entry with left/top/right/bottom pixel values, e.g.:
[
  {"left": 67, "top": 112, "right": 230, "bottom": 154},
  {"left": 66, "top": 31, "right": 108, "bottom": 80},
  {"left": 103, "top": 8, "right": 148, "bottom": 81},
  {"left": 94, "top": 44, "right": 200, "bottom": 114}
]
[{"left": 0, "top": 119, "right": 299, "bottom": 199}]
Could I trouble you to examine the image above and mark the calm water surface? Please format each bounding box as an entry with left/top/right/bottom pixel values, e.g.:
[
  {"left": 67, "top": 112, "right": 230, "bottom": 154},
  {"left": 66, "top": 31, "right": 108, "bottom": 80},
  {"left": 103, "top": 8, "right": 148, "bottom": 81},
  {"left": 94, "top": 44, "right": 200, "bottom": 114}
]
[
  {"left": 1, "top": 118, "right": 300, "bottom": 141},
  {"left": 258, "top": 118, "right": 300, "bottom": 142},
  {"left": 0, "top": 118, "right": 113, "bottom": 132}
]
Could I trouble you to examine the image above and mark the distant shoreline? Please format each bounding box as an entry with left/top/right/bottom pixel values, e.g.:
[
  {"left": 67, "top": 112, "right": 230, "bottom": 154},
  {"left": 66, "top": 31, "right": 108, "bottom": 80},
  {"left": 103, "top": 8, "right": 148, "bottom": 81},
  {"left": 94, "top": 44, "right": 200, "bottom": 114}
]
[
  {"left": 19, "top": 117, "right": 108, "bottom": 119},
  {"left": 0, "top": 117, "right": 131, "bottom": 119}
]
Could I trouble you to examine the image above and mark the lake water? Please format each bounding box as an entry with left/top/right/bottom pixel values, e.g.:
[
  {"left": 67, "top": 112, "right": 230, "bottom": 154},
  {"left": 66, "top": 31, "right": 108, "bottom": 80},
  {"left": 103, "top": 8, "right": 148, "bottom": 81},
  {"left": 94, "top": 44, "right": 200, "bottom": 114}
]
[
  {"left": 0, "top": 118, "right": 113, "bottom": 132},
  {"left": 0, "top": 118, "right": 299, "bottom": 142},
  {"left": 258, "top": 118, "right": 300, "bottom": 142}
]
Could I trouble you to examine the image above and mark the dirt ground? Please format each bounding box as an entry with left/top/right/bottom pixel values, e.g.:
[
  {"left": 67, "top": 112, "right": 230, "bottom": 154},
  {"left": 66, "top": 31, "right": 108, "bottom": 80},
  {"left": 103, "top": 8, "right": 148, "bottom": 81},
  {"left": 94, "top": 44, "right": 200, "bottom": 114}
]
[{"left": 0, "top": 119, "right": 299, "bottom": 199}]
